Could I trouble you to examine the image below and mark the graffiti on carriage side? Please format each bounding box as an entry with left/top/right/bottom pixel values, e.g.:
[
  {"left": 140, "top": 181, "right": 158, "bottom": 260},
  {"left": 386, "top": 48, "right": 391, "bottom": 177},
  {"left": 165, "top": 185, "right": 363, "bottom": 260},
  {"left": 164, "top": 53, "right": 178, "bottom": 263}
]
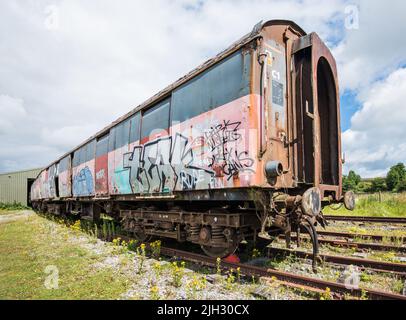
[
  {"left": 205, "top": 120, "right": 255, "bottom": 180},
  {"left": 205, "top": 120, "right": 242, "bottom": 151},
  {"left": 73, "top": 166, "right": 94, "bottom": 196},
  {"left": 96, "top": 168, "right": 105, "bottom": 180},
  {"left": 47, "top": 165, "right": 57, "bottom": 198},
  {"left": 58, "top": 172, "right": 71, "bottom": 198},
  {"left": 215, "top": 149, "right": 255, "bottom": 181},
  {"left": 123, "top": 133, "right": 215, "bottom": 193},
  {"left": 123, "top": 121, "right": 255, "bottom": 194}
]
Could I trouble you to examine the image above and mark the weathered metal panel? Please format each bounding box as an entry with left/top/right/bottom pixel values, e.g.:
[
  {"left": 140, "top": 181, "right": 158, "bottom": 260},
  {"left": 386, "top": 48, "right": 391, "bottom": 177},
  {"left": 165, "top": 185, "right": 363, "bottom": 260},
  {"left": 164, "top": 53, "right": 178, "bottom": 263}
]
[
  {"left": 58, "top": 155, "right": 72, "bottom": 198},
  {"left": 121, "top": 94, "right": 260, "bottom": 194},
  {"left": 95, "top": 135, "right": 109, "bottom": 196},
  {"left": 72, "top": 161, "right": 95, "bottom": 197},
  {"left": 103, "top": 48, "right": 259, "bottom": 196},
  {"left": 171, "top": 49, "right": 251, "bottom": 123},
  {"left": 0, "top": 168, "right": 42, "bottom": 206},
  {"left": 72, "top": 141, "right": 96, "bottom": 197},
  {"left": 31, "top": 20, "right": 344, "bottom": 204}
]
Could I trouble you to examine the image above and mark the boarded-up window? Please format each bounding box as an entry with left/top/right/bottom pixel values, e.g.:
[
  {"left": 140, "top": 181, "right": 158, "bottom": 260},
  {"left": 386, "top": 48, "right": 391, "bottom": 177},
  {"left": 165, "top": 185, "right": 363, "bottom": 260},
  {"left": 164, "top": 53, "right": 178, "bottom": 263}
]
[
  {"left": 79, "top": 147, "right": 86, "bottom": 164},
  {"left": 129, "top": 112, "right": 141, "bottom": 143},
  {"left": 115, "top": 119, "right": 131, "bottom": 149},
  {"left": 96, "top": 135, "right": 109, "bottom": 158},
  {"left": 108, "top": 128, "right": 116, "bottom": 153},
  {"left": 86, "top": 140, "right": 96, "bottom": 162},
  {"left": 59, "top": 156, "right": 70, "bottom": 172},
  {"left": 73, "top": 150, "right": 80, "bottom": 167},
  {"left": 72, "top": 141, "right": 95, "bottom": 166},
  {"left": 171, "top": 49, "right": 251, "bottom": 123},
  {"left": 141, "top": 99, "right": 170, "bottom": 140}
]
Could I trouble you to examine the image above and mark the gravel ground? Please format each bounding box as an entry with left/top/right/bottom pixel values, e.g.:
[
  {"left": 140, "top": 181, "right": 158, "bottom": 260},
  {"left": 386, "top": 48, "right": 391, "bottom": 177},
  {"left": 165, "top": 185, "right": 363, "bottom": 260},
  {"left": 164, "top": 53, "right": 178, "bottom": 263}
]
[
  {"left": 4, "top": 210, "right": 404, "bottom": 300},
  {"left": 61, "top": 228, "right": 309, "bottom": 300},
  {"left": 267, "top": 236, "right": 406, "bottom": 296},
  {"left": 49, "top": 214, "right": 406, "bottom": 299}
]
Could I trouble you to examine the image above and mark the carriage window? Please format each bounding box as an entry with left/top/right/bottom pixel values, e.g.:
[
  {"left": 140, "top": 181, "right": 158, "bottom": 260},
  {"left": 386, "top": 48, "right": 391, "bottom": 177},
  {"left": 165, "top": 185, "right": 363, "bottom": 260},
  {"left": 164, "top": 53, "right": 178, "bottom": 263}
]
[
  {"left": 59, "top": 156, "right": 70, "bottom": 172},
  {"left": 48, "top": 164, "right": 57, "bottom": 177},
  {"left": 129, "top": 112, "right": 141, "bottom": 143},
  {"left": 73, "top": 150, "right": 80, "bottom": 167},
  {"left": 80, "top": 146, "right": 86, "bottom": 164},
  {"left": 96, "top": 134, "right": 109, "bottom": 157},
  {"left": 171, "top": 49, "right": 251, "bottom": 123},
  {"left": 86, "top": 140, "right": 96, "bottom": 162},
  {"left": 108, "top": 128, "right": 116, "bottom": 152},
  {"left": 115, "top": 119, "right": 131, "bottom": 149},
  {"left": 141, "top": 99, "right": 170, "bottom": 140}
]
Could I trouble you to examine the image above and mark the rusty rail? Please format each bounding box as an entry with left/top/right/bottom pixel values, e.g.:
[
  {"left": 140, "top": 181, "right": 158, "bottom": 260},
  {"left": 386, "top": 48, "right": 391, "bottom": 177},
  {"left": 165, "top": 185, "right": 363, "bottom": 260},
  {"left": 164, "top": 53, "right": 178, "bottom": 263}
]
[
  {"left": 315, "top": 238, "right": 406, "bottom": 253},
  {"left": 284, "top": 235, "right": 406, "bottom": 253},
  {"left": 317, "top": 230, "right": 405, "bottom": 243},
  {"left": 159, "top": 246, "right": 406, "bottom": 300},
  {"left": 324, "top": 215, "right": 406, "bottom": 224},
  {"left": 267, "top": 247, "right": 406, "bottom": 276}
]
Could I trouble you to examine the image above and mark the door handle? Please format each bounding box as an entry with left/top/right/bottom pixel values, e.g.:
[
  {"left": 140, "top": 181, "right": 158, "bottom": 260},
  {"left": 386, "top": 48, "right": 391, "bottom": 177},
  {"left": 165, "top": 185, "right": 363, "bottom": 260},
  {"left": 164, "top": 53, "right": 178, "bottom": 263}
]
[{"left": 305, "top": 100, "right": 314, "bottom": 119}]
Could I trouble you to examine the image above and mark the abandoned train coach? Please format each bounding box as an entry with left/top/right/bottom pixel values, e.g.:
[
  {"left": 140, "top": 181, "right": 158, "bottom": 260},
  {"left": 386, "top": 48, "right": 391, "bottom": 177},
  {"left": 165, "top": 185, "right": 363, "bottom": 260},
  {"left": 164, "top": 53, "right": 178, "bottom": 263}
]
[{"left": 31, "top": 20, "right": 355, "bottom": 261}]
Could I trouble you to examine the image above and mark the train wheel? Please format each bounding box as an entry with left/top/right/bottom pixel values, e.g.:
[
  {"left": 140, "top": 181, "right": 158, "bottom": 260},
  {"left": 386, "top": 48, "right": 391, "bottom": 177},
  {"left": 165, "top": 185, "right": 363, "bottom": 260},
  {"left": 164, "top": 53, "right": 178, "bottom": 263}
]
[{"left": 201, "top": 243, "right": 238, "bottom": 258}]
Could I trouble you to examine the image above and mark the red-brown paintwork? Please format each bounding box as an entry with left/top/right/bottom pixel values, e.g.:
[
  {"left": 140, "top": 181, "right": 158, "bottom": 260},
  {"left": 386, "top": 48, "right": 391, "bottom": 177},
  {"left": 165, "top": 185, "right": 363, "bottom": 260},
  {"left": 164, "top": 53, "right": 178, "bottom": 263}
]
[
  {"left": 31, "top": 20, "right": 343, "bottom": 203},
  {"left": 95, "top": 154, "right": 108, "bottom": 196}
]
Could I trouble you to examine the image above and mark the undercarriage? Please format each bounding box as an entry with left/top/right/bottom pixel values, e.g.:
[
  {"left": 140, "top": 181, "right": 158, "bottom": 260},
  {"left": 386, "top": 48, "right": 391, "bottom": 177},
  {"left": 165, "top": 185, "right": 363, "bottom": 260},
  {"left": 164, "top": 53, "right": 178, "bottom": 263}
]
[{"left": 32, "top": 187, "right": 354, "bottom": 270}]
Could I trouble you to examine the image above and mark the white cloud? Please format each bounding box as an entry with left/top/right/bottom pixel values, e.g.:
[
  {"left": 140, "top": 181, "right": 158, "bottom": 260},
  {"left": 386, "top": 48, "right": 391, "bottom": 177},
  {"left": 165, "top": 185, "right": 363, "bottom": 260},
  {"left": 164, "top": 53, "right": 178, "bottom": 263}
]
[
  {"left": 342, "top": 68, "right": 406, "bottom": 178},
  {"left": 0, "top": 0, "right": 345, "bottom": 173},
  {"left": 0, "top": 95, "right": 27, "bottom": 135},
  {"left": 0, "top": 0, "right": 405, "bottom": 179},
  {"left": 334, "top": 0, "right": 406, "bottom": 93},
  {"left": 41, "top": 125, "right": 101, "bottom": 150}
]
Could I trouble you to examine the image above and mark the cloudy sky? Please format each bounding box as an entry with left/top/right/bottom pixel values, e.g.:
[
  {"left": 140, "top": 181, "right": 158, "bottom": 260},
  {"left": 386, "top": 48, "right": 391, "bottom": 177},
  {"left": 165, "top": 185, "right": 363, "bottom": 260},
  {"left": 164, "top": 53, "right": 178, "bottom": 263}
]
[{"left": 0, "top": 0, "right": 405, "bottom": 177}]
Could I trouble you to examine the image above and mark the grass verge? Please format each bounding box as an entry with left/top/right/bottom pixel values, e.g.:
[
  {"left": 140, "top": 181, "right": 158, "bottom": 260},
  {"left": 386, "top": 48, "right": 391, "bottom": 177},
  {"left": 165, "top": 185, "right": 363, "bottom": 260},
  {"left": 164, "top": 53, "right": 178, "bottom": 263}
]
[
  {"left": 324, "top": 192, "right": 406, "bottom": 217},
  {"left": 0, "top": 212, "right": 131, "bottom": 299}
]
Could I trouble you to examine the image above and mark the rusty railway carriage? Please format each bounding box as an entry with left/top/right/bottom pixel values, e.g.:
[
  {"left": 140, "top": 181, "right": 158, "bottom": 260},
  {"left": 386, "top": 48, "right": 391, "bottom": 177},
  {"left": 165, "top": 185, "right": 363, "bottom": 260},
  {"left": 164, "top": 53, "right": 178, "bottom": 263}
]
[{"left": 31, "top": 20, "right": 354, "bottom": 266}]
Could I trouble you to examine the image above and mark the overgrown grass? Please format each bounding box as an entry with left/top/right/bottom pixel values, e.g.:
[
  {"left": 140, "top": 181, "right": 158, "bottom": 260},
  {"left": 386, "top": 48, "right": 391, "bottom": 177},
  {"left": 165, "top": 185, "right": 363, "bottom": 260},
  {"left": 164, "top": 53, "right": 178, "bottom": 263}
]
[
  {"left": 324, "top": 192, "right": 406, "bottom": 217},
  {"left": 0, "top": 212, "right": 131, "bottom": 299},
  {"left": 0, "top": 202, "right": 29, "bottom": 215}
]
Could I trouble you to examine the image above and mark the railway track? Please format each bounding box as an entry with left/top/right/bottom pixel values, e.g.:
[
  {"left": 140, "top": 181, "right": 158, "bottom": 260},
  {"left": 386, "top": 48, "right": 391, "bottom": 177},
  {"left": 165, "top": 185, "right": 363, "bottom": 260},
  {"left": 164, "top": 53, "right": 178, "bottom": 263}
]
[
  {"left": 317, "top": 230, "right": 405, "bottom": 243},
  {"left": 158, "top": 246, "right": 406, "bottom": 300},
  {"left": 281, "top": 235, "right": 406, "bottom": 253},
  {"left": 324, "top": 215, "right": 406, "bottom": 224},
  {"left": 305, "top": 237, "right": 404, "bottom": 253},
  {"left": 267, "top": 247, "right": 406, "bottom": 277},
  {"left": 117, "top": 234, "right": 406, "bottom": 299},
  {"left": 96, "top": 232, "right": 406, "bottom": 300}
]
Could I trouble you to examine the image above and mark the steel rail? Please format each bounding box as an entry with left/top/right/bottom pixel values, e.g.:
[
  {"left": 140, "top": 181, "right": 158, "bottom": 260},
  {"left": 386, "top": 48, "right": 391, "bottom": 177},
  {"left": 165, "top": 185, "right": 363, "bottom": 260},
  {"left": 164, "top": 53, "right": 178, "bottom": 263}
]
[
  {"left": 267, "top": 247, "right": 406, "bottom": 276},
  {"left": 315, "top": 238, "right": 406, "bottom": 253},
  {"left": 116, "top": 234, "right": 406, "bottom": 300},
  {"left": 284, "top": 235, "right": 406, "bottom": 253},
  {"left": 324, "top": 215, "right": 406, "bottom": 224},
  {"left": 317, "top": 230, "right": 405, "bottom": 243},
  {"left": 159, "top": 246, "right": 406, "bottom": 300}
]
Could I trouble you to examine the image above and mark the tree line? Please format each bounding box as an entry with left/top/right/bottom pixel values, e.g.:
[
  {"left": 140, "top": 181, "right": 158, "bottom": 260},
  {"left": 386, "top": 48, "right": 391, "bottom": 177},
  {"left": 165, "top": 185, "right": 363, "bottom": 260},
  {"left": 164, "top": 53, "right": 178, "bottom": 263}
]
[{"left": 343, "top": 163, "right": 406, "bottom": 193}]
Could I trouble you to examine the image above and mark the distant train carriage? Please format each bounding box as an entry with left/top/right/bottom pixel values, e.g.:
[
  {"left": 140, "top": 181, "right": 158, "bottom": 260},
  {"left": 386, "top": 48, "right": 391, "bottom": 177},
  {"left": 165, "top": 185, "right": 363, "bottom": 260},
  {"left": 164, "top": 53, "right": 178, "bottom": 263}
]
[{"left": 31, "top": 20, "right": 355, "bottom": 266}]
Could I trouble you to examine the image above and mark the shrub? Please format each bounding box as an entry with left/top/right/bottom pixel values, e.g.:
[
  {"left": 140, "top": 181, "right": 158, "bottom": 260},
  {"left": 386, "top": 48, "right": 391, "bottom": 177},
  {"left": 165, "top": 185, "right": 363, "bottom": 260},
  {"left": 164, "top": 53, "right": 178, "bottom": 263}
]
[
  {"left": 0, "top": 202, "right": 29, "bottom": 211},
  {"left": 136, "top": 243, "right": 147, "bottom": 274},
  {"left": 386, "top": 163, "right": 406, "bottom": 191},
  {"left": 396, "top": 179, "right": 406, "bottom": 192},
  {"left": 150, "top": 240, "right": 161, "bottom": 259},
  {"left": 369, "top": 178, "right": 387, "bottom": 192},
  {"left": 171, "top": 261, "right": 185, "bottom": 288}
]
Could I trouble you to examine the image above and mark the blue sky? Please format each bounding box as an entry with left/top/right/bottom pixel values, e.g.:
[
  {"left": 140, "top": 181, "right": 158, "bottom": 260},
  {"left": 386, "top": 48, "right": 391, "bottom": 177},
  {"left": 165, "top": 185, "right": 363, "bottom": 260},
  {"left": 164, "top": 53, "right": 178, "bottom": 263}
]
[
  {"left": 340, "top": 90, "right": 361, "bottom": 131},
  {"left": 0, "top": 0, "right": 405, "bottom": 178}
]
